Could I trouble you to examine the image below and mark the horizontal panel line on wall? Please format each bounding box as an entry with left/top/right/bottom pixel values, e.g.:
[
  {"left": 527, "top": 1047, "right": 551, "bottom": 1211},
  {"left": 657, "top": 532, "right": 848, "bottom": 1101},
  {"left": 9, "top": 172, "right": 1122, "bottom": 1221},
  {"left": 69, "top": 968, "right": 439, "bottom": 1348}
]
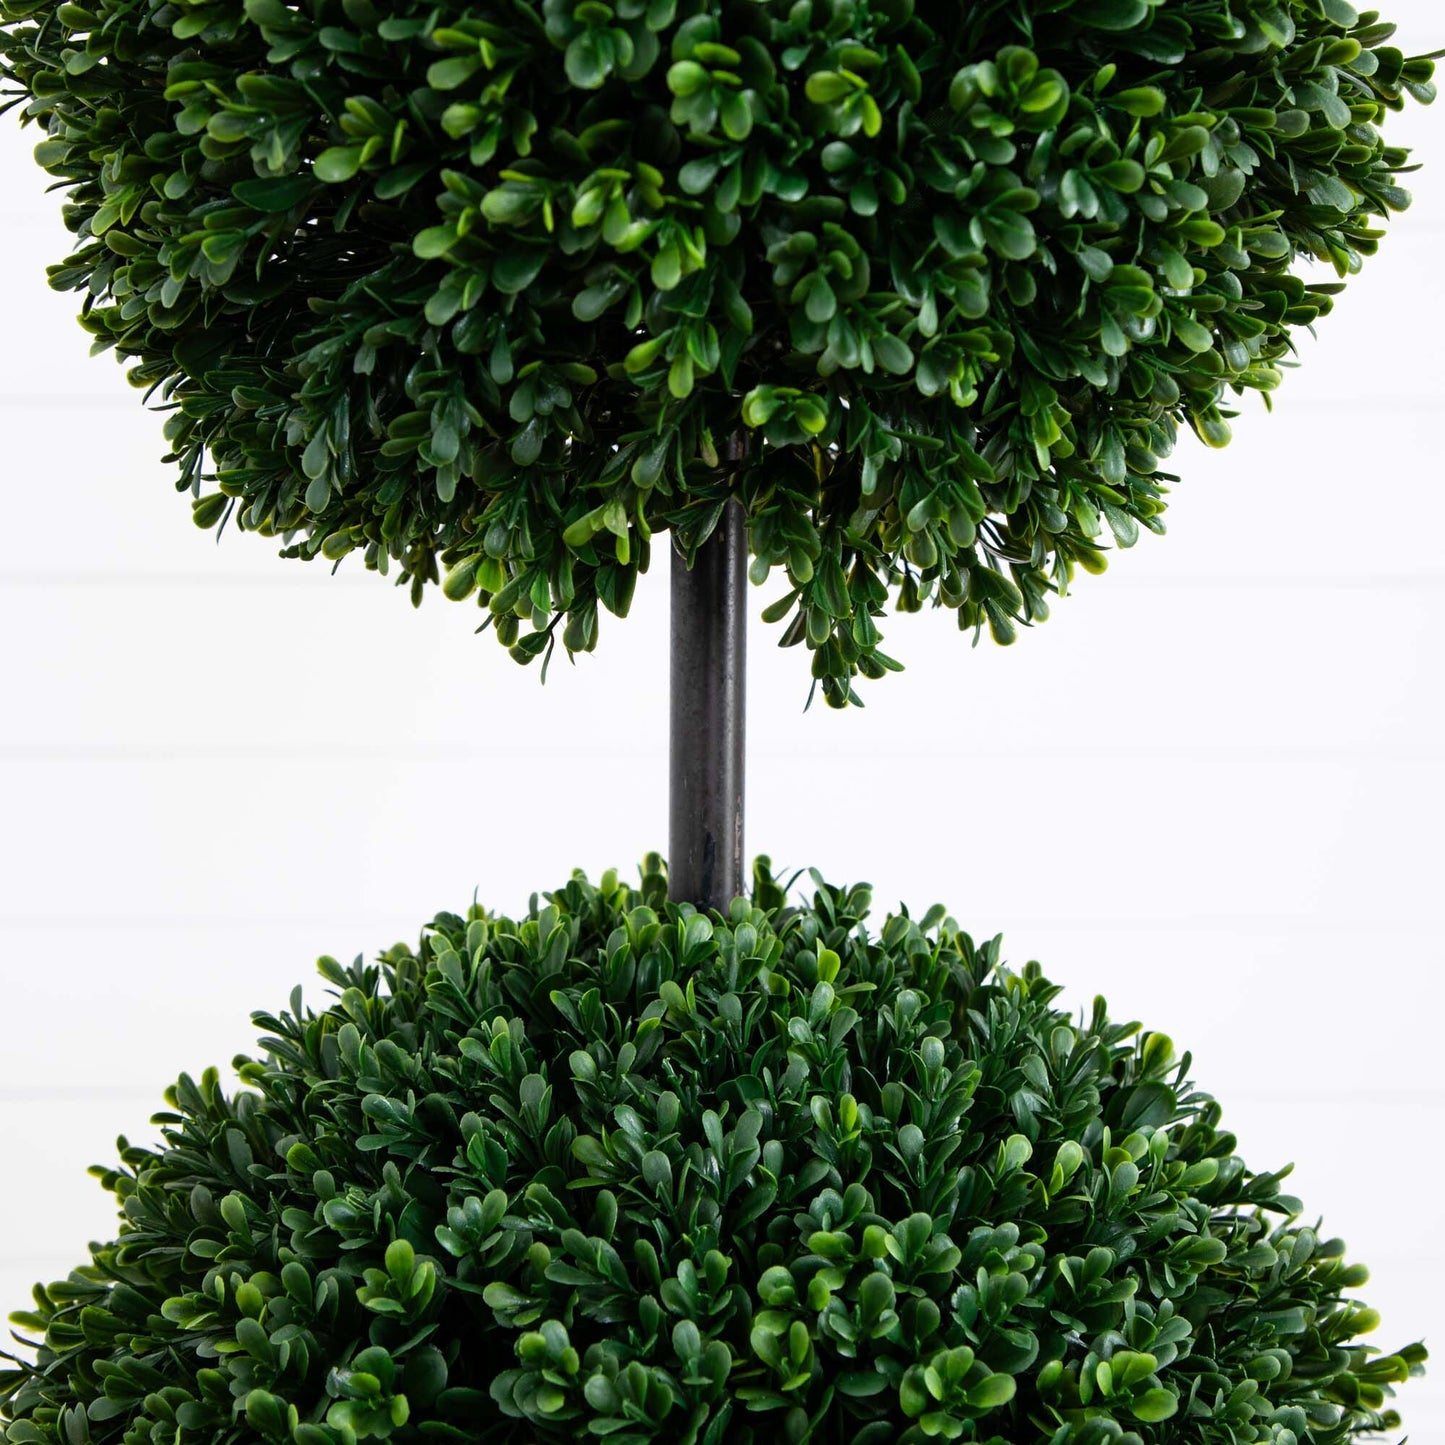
[
  {"left": 0, "top": 563, "right": 1439, "bottom": 586},
  {"left": 0, "top": 1265, "right": 110, "bottom": 1278},
  {"left": 2, "top": 571, "right": 1443, "bottom": 591},
  {"left": 1103, "top": 572, "right": 1445, "bottom": 590},
  {"left": 4, "top": 204, "right": 1445, "bottom": 231},
  {"left": 1, "top": 912, "right": 1440, "bottom": 931},
  {"left": 0, "top": 1087, "right": 165, "bottom": 1104},
  {"left": 1, "top": 743, "right": 1441, "bottom": 762},
  {"left": 0, "top": 393, "right": 1445, "bottom": 416},
  {"left": 0, "top": 572, "right": 379, "bottom": 588},
  {"left": 3, "top": 392, "right": 1445, "bottom": 413},
  {"left": 4, "top": 1085, "right": 1439, "bottom": 1106},
  {"left": 0, "top": 392, "right": 139, "bottom": 409}
]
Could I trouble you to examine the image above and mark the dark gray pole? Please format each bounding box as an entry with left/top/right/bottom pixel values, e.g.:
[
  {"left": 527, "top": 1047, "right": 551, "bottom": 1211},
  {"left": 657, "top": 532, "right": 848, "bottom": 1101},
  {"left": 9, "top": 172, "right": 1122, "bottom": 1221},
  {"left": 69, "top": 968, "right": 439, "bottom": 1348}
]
[{"left": 669, "top": 496, "right": 747, "bottom": 912}]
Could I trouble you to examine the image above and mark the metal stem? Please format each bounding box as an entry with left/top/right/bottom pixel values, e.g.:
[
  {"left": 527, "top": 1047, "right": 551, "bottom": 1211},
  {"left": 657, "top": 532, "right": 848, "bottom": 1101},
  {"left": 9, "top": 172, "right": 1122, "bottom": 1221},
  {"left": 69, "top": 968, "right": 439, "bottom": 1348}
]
[{"left": 669, "top": 496, "right": 747, "bottom": 913}]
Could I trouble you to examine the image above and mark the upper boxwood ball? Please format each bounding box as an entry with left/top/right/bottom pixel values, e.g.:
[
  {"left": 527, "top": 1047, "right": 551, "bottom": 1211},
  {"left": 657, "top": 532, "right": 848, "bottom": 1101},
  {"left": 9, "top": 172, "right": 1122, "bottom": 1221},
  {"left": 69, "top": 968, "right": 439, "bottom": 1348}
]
[{"left": 0, "top": 0, "right": 1435, "bottom": 702}]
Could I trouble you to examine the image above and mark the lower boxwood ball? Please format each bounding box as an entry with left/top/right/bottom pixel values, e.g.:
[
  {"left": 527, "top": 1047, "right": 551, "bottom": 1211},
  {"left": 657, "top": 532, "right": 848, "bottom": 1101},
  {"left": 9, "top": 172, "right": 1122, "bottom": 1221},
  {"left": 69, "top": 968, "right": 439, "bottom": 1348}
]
[{"left": 0, "top": 858, "right": 1424, "bottom": 1444}]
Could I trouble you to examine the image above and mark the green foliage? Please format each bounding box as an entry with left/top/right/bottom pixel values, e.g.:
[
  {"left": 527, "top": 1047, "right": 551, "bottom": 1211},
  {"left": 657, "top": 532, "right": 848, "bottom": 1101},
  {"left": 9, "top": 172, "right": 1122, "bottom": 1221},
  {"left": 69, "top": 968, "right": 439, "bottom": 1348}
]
[
  {"left": 0, "top": 859, "right": 1425, "bottom": 1443},
  {"left": 0, "top": 1, "right": 1436, "bottom": 702}
]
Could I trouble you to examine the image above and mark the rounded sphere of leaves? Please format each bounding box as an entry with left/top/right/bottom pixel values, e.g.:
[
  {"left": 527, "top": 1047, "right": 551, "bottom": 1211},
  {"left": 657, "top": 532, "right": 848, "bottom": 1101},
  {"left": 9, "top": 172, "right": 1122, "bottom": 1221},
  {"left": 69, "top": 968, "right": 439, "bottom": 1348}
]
[
  {"left": 0, "top": 0, "right": 1435, "bottom": 700},
  {"left": 0, "top": 861, "right": 1422, "bottom": 1444}
]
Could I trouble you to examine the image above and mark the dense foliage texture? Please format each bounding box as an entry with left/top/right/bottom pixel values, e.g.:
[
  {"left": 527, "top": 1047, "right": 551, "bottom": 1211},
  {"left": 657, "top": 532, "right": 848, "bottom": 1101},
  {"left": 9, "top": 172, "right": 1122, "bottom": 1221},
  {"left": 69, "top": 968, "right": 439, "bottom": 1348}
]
[
  {"left": 1, "top": 860, "right": 1424, "bottom": 1444},
  {"left": 0, "top": 1, "right": 1436, "bottom": 702}
]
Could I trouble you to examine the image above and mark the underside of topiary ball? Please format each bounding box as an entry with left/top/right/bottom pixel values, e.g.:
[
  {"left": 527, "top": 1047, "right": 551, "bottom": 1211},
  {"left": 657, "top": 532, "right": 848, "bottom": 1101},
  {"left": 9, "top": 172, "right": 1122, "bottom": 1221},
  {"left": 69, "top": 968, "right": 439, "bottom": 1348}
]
[
  {"left": 0, "top": 0, "right": 1436, "bottom": 702},
  {"left": 0, "top": 858, "right": 1425, "bottom": 1443}
]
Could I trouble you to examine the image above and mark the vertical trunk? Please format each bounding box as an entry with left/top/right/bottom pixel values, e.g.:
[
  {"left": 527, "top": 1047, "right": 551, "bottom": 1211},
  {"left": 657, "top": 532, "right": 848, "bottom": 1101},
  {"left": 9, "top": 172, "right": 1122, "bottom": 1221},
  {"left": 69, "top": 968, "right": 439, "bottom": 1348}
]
[{"left": 668, "top": 497, "right": 747, "bottom": 913}]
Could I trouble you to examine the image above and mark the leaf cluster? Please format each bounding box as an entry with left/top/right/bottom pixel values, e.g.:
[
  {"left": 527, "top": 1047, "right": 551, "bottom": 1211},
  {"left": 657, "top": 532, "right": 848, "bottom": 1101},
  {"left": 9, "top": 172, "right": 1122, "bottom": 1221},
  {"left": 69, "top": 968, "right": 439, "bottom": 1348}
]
[
  {"left": 0, "top": 0, "right": 1435, "bottom": 701},
  {"left": 0, "top": 858, "right": 1426, "bottom": 1442}
]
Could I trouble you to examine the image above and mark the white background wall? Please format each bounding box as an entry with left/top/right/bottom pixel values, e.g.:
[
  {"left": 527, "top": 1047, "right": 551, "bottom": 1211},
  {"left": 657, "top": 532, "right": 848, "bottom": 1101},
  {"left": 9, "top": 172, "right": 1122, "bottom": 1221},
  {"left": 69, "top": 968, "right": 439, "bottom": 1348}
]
[{"left": 2, "top": 7, "right": 1442, "bottom": 1433}]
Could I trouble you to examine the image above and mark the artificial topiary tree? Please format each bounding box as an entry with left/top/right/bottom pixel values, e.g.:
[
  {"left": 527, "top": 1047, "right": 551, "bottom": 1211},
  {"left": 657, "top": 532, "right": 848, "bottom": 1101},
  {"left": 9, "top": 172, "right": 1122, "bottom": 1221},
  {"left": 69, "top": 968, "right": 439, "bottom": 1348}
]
[{"left": 0, "top": 0, "right": 1437, "bottom": 1439}]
